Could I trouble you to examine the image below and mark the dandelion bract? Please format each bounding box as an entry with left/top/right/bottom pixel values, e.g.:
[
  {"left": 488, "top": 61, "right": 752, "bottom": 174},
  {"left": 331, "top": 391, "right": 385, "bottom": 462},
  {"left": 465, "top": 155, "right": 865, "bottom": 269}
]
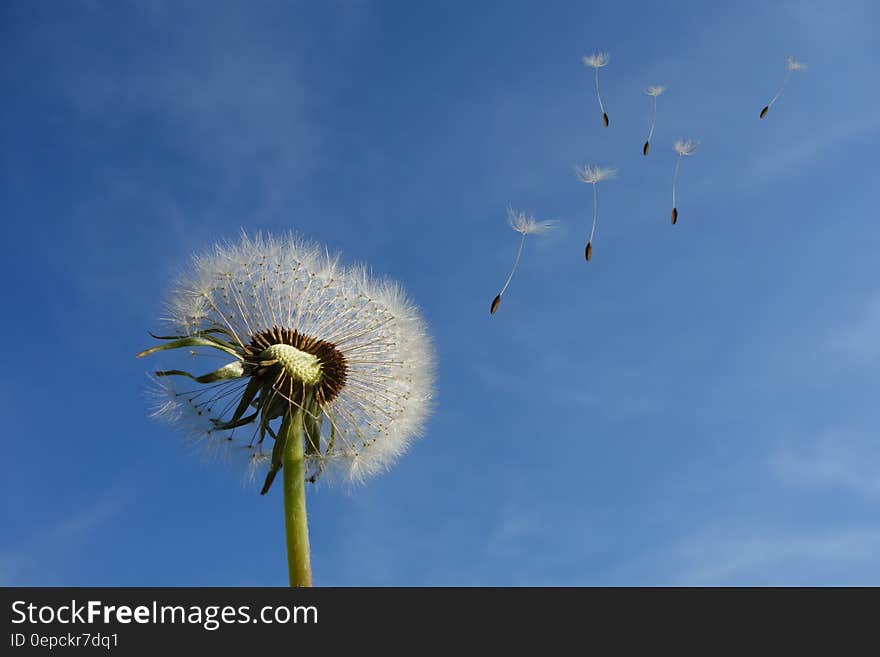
[
  {"left": 582, "top": 51, "right": 611, "bottom": 127},
  {"left": 576, "top": 164, "right": 617, "bottom": 260},
  {"left": 138, "top": 232, "right": 435, "bottom": 586},
  {"left": 760, "top": 55, "right": 807, "bottom": 119},
  {"left": 490, "top": 208, "right": 556, "bottom": 314}
]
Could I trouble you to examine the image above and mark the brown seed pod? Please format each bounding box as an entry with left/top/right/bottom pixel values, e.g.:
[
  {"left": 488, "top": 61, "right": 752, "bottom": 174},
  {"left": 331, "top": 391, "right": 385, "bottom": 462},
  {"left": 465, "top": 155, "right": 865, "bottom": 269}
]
[
  {"left": 671, "top": 207, "right": 678, "bottom": 225},
  {"left": 490, "top": 294, "right": 502, "bottom": 315},
  {"left": 602, "top": 112, "right": 609, "bottom": 127},
  {"left": 643, "top": 140, "right": 650, "bottom": 156},
  {"left": 760, "top": 105, "right": 769, "bottom": 119},
  {"left": 585, "top": 242, "right": 593, "bottom": 261}
]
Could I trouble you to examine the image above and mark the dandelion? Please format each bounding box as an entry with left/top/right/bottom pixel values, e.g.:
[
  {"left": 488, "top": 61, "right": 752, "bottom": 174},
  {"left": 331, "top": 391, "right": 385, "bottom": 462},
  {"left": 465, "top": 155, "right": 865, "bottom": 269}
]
[
  {"left": 671, "top": 138, "right": 698, "bottom": 225},
  {"left": 582, "top": 51, "right": 611, "bottom": 127},
  {"left": 642, "top": 85, "right": 666, "bottom": 156},
  {"left": 575, "top": 164, "right": 617, "bottom": 260},
  {"left": 760, "top": 55, "right": 806, "bottom": 119},
  {"left": 490, "top": 208, "right": 556, "bottom": 314},
  {"left": 137, "top": 232, "right": 434, "bottom": 586}
]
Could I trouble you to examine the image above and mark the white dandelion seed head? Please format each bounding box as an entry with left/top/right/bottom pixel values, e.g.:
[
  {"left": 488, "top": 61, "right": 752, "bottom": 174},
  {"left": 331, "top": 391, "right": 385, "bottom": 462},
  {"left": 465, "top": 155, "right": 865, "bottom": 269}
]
[
  {"left": 645, "top": 85, "right": 666, "bottom": 97},
  {"left": 674, "top": 138, "right": 699, "bottom": 156},
  {"left": 152, "top": 231, "right": 435, "bottom": 485},
  {"left": 786, "top": 55, "right": 807, "bottom": 71},
  {"left": 506, "top": 207, "right": 557, "bottom": 236},
  {"left": 575, "top": 164, "right": 617, "bottom": 184},
  {"left": 582, "top": 51, "right": 610, "bottom": 68}
]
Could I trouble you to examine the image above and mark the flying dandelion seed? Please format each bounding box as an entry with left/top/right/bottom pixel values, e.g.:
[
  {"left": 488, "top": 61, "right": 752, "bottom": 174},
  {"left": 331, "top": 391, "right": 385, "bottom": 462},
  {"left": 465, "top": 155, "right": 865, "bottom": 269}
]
[
  {"left": 137, "top": 232, "right": 435, "bottom": 586},
  {"left": 575, "top": 164, "right": 617, "bottom": 260},
  {"left": 643, "top": 85, "right": 666, "bottom": 156},
  {"left": 582, "top": 52, "right": 611, "bottom": 127},
  {"left": 760, "top": 55, "right": 806, "bottom": 119},
  {"left": 671, "top": 139, "right": 698, "bottom": 225},
  {"left": 490, "top": 208, "right": 556, "bottom": 314}
]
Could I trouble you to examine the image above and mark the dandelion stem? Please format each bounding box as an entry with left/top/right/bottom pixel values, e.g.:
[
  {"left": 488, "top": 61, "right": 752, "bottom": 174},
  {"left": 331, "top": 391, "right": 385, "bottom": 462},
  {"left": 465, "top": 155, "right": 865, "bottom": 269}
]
[
  {"left": 498, "top": 233, "right": 526, "bottom": 297},
  {"left": 647, "top": 95, "right": 657, "bottom": 144},
  {"left": 594, "top": 68, "right": 608, "bottom": 125},
  {"left": 282, "top": 405, "right": 312, "bottom": 587},
  {"left": 767, "top": 69, "right": 792, "bottom": 109},
  {"left": 589, "top": 183, "right": 599, "bottom": 244},
  {"left": 672, "top": 154, "right": 682, "bottom": 209}
]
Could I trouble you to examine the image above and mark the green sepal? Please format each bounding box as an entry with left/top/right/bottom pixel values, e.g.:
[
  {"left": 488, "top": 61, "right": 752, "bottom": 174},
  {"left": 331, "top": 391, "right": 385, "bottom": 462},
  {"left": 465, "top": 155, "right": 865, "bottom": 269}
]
[
  {"left": 154, "top": 360, "right": 244, "bottom": 384},
  {"left": 136, "top": 335, "right": 241, "bottom": 359},
  {"left": 303, "top": 402, "right": 323, "bottom": 456},
  {"left": 325, "top": 410, "right": 336, "bottom": 455},
  {"left": 211, "top": 411, "right": 259, "bottom": 431},
  {"left": 257, "top": 384, "right": 286, "bottom": 444},
  {"left": 261, "top": 408, "right": 292, "bottom": 495},
  {"left": 306, "top": 405, "right": 334, "bottom": 483},
  {"left": 148, "top": 328, "right": 236, "bottom": 342},
  {"left": 230, "top": 377, "right": 263, "bottom": 424}
]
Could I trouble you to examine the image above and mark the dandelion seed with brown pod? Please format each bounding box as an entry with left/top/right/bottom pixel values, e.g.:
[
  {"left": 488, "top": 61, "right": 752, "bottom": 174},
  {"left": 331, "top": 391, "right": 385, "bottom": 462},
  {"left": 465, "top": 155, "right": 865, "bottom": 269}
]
[
  {"left": 760, "top": 55, "right": 806, "bottom": 119},
  {"left": 575, "top": 164, "right": 617, "bottom": 261},
  {"left": 671, "top": 139, "right": 698, "bottom": 225},
  {"left": 642, "top": 85, "right": 665, "bottom": 156},
  {"left": 490, "top": 208, "right": 556, "bottom": 315},
  {"left": 582, "top": 52, "right": 611, "bottom": 127}
]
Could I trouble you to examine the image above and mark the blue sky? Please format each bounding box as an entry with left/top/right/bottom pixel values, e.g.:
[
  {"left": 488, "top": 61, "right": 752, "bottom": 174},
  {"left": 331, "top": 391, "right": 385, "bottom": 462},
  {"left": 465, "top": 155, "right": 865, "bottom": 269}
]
[{"left": 1, "top": 0, "right": 879, "bottom": 586}]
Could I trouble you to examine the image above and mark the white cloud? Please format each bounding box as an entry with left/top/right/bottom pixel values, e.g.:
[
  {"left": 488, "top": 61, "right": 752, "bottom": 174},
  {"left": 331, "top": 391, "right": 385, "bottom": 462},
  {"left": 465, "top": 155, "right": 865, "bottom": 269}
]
[
  {"left": 37, "top": 3, "right": 370, "bottom": 223},
  {"left": 772, "top": 429, "right": 880, "bottom": 499},
  {"left": 750, "top": 113, "right": 880, "bottom": 182},
  {"left": 669, "top": 529, "right": 880, "bottom": 585},
  {"left": 829, "top": 294, "right": 880, "bottom": 363},
  {"left": 614, "top": 518, "right": 880, "bottom": 585},
  {"left": 786, "top": 0, "right": 868, "bottom": 41},
  {"left": 0, "top": 491, "right": 127, "bottom": 585}
]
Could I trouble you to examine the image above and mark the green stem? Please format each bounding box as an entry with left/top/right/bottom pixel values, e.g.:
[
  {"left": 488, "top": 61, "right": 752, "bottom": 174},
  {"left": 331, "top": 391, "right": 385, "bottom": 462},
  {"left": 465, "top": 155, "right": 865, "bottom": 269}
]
[{"left": 281, "top": 407, "right": 312, "bottom": 587}]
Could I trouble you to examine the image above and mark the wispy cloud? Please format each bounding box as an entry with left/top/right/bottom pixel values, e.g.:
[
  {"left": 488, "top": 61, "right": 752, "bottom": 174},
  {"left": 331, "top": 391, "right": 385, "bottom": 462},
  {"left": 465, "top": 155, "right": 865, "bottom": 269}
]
[
  {"left": 483, "top": 500, "right": 552, "bottom": 559},
  {"left": 0, "top": 491, "right": 127, "bottom": 586},
  {"left": 615, "top": 522, "right": 880, "bottom": 586},
  {"left": 37, "top": 3, "right": 367, "bottom": 223},
  {"left": 772, "top": 429, "right": 880, "bottom": 499},
  {"left": 668, "top": 529, "right": 880, "bottom": 585},
  {"left": 786, "top": 0, "right": 868, "bottom": 42},
  {"left": 828, "top": 293, "right": 880, "bottom": 363},
  {"left": 750, "top": 113, "right": 880, "bottom": 182}
]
